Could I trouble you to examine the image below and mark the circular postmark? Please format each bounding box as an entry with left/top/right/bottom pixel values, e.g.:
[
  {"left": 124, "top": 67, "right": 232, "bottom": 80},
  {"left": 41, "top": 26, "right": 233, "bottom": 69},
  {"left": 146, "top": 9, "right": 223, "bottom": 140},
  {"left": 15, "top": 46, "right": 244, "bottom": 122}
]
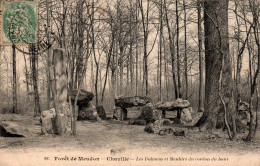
[{"left": 3, "top": 1, "right": 55, "bottom": 55}]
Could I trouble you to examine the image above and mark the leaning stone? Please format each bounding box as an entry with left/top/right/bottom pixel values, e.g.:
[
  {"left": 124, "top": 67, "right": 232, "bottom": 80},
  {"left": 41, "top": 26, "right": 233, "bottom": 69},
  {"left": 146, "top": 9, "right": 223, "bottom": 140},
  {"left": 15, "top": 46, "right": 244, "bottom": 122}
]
[
  {"left": 113, "top": 107, "right": 127, "bottom": 121},
  {"left": 0, "top": 121, "right": 32, "bottom": 137}
]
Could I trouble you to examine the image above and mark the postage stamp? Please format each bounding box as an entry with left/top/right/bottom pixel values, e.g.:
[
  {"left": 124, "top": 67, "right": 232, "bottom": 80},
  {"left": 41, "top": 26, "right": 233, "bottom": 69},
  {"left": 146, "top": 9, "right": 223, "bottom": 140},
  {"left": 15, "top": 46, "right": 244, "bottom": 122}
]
[{"left": 1, "top": 1, "right": 37, "bottom": 45}]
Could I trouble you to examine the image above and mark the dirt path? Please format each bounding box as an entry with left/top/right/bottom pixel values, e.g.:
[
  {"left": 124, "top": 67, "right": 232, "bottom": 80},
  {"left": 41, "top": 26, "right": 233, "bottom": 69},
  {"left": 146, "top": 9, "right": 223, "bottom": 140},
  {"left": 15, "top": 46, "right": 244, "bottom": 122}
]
[{"left": 0, "top": 115, "right": 259, "bottom": 166}]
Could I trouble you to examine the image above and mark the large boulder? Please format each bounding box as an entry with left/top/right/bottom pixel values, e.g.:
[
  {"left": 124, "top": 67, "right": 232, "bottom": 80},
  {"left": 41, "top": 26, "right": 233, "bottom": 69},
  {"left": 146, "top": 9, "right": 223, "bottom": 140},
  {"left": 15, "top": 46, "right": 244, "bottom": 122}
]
[
  {"left": 68, "top": 89, "right": 94, "bottom": 107},
  {"left": 155, "top": 98, "right": 190, "bottom": 111},
  {"left": 138, "top": 103, "right": 162, "bottom": 121},
  {"left": 78, "top": 103, "right": 101, "bottom": 121},
  {"left": 180, "top": 107, "right": 193, "bottom": 124},
  {"left": 115, "top": 96, "right": 151, "bottom": 108},
  {"left": 144, "top": 120, "right": 163, "bottom": 134},
  {"left": 174, "top": 98, "right": 190, "bottom": 109},
  {"left": 113, "top": 107, "right": 128, "bottom": 121},
  {"left": 155, "top": 101, "right": 175, "bottom": 110},
  {"left": 0, "top": 121, "right": 32, "bottom": 137},
  {"left": 96, "top": 105, "right": 106, "bottom": 120}
]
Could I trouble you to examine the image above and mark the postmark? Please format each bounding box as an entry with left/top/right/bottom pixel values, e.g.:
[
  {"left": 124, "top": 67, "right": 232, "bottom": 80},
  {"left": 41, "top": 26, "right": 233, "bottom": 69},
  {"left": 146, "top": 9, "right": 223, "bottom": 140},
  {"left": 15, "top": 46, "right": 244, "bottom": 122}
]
[
  {"left": 1, "top": 0, "right": 55, "bottom": 55},
  {"left": 2, "top": 1, "right": 37, "bottom": 45}
]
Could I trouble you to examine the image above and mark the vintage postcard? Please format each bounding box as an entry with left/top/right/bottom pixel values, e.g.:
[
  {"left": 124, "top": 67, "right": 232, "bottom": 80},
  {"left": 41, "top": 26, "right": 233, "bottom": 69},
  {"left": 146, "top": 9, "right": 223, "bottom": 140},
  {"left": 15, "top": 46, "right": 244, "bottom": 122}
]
[{"left": 0, "top": 0, "right": 259, "bottom": 166}]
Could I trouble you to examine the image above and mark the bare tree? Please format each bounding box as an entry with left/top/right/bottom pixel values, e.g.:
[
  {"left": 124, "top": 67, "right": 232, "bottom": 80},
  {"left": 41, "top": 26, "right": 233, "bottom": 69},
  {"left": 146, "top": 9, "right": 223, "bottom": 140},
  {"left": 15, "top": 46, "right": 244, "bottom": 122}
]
[{"left": 196, "top": 1, "right": 236, "bottom": 139}]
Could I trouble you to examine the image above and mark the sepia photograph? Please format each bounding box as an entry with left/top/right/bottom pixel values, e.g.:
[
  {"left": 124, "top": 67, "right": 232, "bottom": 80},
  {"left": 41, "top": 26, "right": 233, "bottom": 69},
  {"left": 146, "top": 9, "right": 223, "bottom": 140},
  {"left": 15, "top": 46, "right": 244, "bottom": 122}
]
[{"left": 0, "top": 0, "right": 259, "bottom": 165}]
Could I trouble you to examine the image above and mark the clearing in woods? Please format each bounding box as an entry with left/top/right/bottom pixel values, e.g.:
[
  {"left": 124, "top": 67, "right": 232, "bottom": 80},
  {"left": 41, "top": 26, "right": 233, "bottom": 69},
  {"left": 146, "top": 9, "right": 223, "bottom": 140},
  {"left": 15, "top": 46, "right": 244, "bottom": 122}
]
[{"left": 0, "top": 113, "right": 259, "bottom": 156}]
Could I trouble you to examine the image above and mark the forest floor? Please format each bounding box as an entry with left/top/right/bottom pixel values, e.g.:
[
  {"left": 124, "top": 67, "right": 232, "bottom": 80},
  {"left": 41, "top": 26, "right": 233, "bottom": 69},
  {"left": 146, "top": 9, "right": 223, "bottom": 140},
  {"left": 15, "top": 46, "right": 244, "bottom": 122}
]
[{"left": 0, "top": 111, "right": 259, "bottom": 166}]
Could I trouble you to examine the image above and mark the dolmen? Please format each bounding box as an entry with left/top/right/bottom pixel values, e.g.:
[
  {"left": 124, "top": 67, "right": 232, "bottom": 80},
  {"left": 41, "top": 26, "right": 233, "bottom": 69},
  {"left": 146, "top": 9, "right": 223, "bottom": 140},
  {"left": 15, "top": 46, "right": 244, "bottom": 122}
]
[
  {"left": 113, "top": 96, "right": 162, "bottom": 122},
  {"left": 41, "top": 89, "right": 106, "bottom": 134},
  {"left": 155, "top": 98, "right": 193, "bottom": 124},
  {"left": 68, "top": 89, "right": 94, "bottom": 108},
  {"left": 68, "top": 89, "right": 106, "bottom": 121},
  {"left": 113, "top": 97, "right": 193, "bottom": 125}
]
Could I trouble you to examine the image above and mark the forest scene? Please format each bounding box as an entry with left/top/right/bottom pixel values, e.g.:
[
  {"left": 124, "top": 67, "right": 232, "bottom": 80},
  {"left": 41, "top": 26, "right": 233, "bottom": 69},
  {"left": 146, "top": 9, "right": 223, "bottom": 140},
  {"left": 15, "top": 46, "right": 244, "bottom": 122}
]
[{"left": 0, "top": 0, "right": 259, "bottom": 165}]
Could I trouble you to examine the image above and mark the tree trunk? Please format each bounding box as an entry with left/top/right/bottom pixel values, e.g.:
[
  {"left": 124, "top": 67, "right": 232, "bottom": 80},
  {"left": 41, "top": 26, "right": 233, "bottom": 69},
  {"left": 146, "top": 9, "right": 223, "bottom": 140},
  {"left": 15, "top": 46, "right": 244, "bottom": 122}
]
[
  {"left": 23, "top": 53, "right": 30, "bottom": 99},
  {"left": 46, "top": 0, "right": 52, "bottom": 109},
  {"left": 164, "top": 0, "right": 178, "bottom": 99},
  {"left": 138, "top": 0, "right": 149, "bottom": 96},
  {"left": 159, "top": 0, "right": 163, "bottom": 102},
  {"left": 135, "top": 0, "right": 139, "bottom": 96},
  {"left": 119, "top": 47, "right": 124, "bottom": 95},
  {"left": 101, "top": 33, "right": 114, "bottom": 103},
  {"left": 198, "top": 0, "right": 204, "bottom": 112},
  {"left": 31, "top": 44, "right": 41, "bottom": 117},
  {"left": 176, "top": 0, "right": 181, "bottom": 99},
  {"left": 196, "top": 0, "right": 235, "bottom": 132},
  {"left": 163, "top": 35, "right": 169, "bottom": 101},
  {"left": 183, "top": 0, "right": 188, "bottom": 100},
  {"left": 12, "top": 45, "right": 17, "bottom": 114},
  {"left": 76, "top": 0, "right": 85, "bottom": 88}
]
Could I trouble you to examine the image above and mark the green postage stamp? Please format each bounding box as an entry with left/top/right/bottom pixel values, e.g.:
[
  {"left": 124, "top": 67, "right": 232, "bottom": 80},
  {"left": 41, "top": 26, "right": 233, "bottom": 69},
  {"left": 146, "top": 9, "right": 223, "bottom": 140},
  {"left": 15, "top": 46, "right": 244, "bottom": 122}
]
[{"left": 1, "top": 1, "right": 37, "bottom": 45}]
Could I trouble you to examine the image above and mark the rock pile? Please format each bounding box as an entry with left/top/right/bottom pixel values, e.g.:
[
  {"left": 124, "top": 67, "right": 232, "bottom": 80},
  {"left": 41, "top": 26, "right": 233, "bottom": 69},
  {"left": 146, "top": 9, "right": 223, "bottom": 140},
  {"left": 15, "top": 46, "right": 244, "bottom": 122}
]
[{"left": 144, "top": 119, "right": 187, "bottom": 137}]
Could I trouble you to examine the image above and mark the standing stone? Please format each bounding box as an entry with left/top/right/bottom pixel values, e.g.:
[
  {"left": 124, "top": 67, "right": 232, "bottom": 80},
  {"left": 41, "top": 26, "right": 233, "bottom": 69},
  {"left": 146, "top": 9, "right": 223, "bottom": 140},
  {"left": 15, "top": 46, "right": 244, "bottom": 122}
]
[
  {"left": 96, "top": 105, "right": 106, "bottom": 120},
  {"left": 51, "top": 49, "right": 68, "bottom": 135},
  {"left": 40, "top": 108, "right": 56, "bottom": 134}
]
